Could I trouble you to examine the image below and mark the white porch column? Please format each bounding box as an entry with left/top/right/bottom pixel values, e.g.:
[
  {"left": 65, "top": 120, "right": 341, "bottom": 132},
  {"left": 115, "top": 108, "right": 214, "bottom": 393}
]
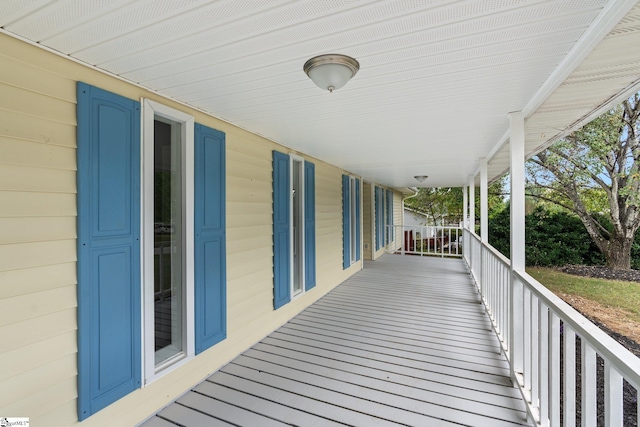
[
  {"left": 468, "top": 175, "right": 475, "bottom": 232},
  {"left": 463, "top": 185, "right": 468, "bottom": 229},
  {"left": 480, "top": 158, "right": 488, "bottom": 243},
  {"left": 509, "top": 112, "right": 525, "bottom": 379}
]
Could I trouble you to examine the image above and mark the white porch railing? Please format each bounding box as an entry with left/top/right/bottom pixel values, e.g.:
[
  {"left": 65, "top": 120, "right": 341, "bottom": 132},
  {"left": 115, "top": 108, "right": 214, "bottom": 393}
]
[
  {"left": 464, "top": 228, "right": 640, "bottom": 427},
  {"left": 386, "top": 225, "right": 463, "bottom": 257}
]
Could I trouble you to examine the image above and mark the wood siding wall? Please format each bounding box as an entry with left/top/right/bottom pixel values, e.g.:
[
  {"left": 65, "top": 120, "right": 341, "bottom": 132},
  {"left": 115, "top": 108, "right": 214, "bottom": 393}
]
[
  {"left": 0, "top": 34, "right": 362, "bottom": 426},
  {"left": 390, "top": 191, "right": 404, "bottom": 253}
]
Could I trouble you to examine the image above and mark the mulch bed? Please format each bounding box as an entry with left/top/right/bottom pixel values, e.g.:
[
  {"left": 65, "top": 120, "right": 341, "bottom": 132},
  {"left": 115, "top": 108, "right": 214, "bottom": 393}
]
[
  {"left": 558, "top": 264, "right": 640, "bottom": 284},
  {"left": 553, "top": 265, "right": 640, "bottom": 426},
  {"left": 556, "top": 264, "right": 640, "bottom": 357}
]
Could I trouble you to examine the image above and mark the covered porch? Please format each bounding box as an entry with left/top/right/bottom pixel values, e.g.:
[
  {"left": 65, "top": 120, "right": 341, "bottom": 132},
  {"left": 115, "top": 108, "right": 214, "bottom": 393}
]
[
  {"left": 142, "top": 254, "right": 530, "bottom": 427},
  {"left": 2, "top": 2, "right": 640, "bottom": 426}
]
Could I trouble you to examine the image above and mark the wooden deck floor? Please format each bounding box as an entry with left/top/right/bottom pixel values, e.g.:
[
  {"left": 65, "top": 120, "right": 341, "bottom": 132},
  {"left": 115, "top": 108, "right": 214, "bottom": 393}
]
[{"left": 141, "top": 255, "right": 531, "bottom": 427}]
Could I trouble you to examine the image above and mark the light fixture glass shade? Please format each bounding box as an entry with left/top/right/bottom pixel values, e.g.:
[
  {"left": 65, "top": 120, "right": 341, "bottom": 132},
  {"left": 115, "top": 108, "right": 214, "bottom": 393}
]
[{"left": 304, "top": 54, "right": 359, "bottom": 92}]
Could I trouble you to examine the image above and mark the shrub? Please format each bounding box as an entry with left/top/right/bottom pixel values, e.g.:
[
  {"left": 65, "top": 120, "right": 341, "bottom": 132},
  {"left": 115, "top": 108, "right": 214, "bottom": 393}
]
[{"left": 488, "top": 205, "right": 606, "bottom": 267}]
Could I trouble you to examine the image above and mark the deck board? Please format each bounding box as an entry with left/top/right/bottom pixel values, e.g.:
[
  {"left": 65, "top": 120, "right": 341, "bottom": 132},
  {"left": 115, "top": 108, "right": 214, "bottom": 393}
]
[{"left": 141, "top": 255, "right": 531, "bottom": 426}]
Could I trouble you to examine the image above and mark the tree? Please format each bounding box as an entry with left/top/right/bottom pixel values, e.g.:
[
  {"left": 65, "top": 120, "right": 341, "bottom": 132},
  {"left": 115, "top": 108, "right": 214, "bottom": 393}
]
[
  {"left": 527, "top": 94, "right": 640, "bottom": 270},
  {"left": 405, "top": 187, "right": 463, "bottom": 225},
  {"left": 405, "top": 178, "right": 506, "bottom": 227}
]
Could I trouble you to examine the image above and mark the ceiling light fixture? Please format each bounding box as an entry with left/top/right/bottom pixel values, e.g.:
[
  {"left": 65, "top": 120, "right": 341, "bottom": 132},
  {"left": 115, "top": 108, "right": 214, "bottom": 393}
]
[
  {"left": 414, "top": 175, "right": 428, "bottom": 183},
  {"left": 303, "top": 54, "right": 359, "bottom": 93}
]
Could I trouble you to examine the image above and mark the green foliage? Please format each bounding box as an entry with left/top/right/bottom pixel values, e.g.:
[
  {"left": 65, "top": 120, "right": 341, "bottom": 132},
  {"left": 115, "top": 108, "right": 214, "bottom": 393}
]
[
  {"left": 489, "top": 205, "right": 606, "bottom": 267},
  {"left": 405, "top": 187, "right": 464, "bottom": 225},
  {"left": 407, "top": 177, "right": 506, "bottom": 226},
  {"left": 526, "top": 94, "right": 640, "bottom": 269},
  {"left": 476, "top": 176, "right": 508, "bottom": 219},
  {"left": 487, "top": 205, "right": 510, "bottom": 257}
]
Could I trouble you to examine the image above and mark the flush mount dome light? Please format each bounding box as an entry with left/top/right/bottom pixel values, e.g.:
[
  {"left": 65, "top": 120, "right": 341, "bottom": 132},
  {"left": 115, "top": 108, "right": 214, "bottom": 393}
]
[
  {"left": 414, "top": 175, "right": 428, "bottom": 183},
  {"left": 303, "top": 54, "right": 359, "bottom": 93}
]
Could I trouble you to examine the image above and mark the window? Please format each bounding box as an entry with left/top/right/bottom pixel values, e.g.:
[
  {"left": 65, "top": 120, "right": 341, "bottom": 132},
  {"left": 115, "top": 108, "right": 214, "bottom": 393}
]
[
  {"left": 142, "top": 99, "right": 195, "bottom": 380},
  {"left": 291, "top": 156, "right": 304, "bottom": 296},
  {"left": 273, "top": 151, "right": 315, "bottom": 309},
  {"left": 77, "top": 84, "right": 226, "bottom": 419},
  {"left": 343, "top": 175, "right": 361, "bottom": 268}
]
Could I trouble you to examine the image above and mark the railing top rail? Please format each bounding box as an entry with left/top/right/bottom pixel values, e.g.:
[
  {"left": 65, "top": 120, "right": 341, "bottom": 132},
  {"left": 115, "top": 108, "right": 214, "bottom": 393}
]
[
  {"left": 463, "top": 228, "right": 510, "bottom": 266},
  {"left": 395, "top": 225, "right": 462, "bottom": 230},
  {"left": 515, "top": 269, "right": 640, "bottom": 389}
]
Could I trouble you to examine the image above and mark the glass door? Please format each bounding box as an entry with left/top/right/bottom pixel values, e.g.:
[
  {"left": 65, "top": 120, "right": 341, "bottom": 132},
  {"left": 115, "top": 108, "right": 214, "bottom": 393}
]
[
  {"left": 291, "top": 158, "right": 304, "bottom": 295},
  {"left": 153, "top": 117, "right": 184, "bottom": 368}
]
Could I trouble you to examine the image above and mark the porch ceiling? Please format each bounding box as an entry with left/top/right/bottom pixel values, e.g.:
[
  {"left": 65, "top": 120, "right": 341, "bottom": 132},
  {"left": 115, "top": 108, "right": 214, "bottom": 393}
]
[{"left": 2, "top": 0, "right": 639, "bottom": 189}]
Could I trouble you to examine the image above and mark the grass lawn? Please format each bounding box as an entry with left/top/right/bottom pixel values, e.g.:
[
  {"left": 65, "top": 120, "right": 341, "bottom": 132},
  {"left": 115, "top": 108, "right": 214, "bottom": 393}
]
[{"left": 527, "top": 267, "right": 640, "bottom": 343}]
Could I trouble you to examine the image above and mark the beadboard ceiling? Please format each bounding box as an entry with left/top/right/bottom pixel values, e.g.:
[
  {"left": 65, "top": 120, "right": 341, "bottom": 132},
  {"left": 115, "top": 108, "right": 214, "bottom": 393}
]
[{"left": 2, "top": 0, "right": 640, "bottom": 189}]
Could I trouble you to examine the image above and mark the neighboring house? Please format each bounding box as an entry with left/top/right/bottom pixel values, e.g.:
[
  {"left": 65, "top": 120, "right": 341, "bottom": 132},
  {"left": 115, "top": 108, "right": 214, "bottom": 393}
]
[{"left": 403, "top": 207, "right": 429, "bottom": 227}]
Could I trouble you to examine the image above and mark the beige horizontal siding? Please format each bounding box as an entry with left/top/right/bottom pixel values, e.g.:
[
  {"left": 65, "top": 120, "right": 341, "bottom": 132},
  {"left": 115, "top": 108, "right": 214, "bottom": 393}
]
[
  {"left": 0, "top": 109, "right": 76, "bottom": 147},
  {"left": 226, "top": 270, "right": 273, "bottom": 306},
  {"left": 0, "top": 217, "right": 76, "bottom": 244},
  {"left": 0, "top": 136, "right": 77, "bottom": 170},
  {"left": 0, "top": 191, "right": 76, "bottom": 217},
  {"left": 0, "top": 32, "right": 365, "bottom": 426},
  {"left": 227, "top": 212, "right": 271, "bottom": 228},
  {"left": 0, "top": 240, "right": 76, "bottom": 271},
  {"left": 0, "top": 331, "right": 77, "bottom": 382},
  {"left": 0, "top": 353, "right": 76, "bottom": 410},
  {"left": 0, "top": 285, "right": 76, "bottom": 327},
  {"left": 0, "top": 54, "right": 76, "bottom": 103},
  {"left": 31, "top": 400, "right": 76, "bottom": 427},
  {"left": 3, "top": 376, "right": 77, "bottom": 421},
  {"left": 0, "top": 163, "right": 76, "bottom": 193},
  {"left": 225, "top": 254, "right": 272, "bottom": 282},
  {"left": 0, "top": 263, "right": 76, "bottom": 299},
  {"left": 225, "top": 223, "right": 272, "bottom": 238},
  {"left": 1, "top": 309, "right": 76, "bottom": 353},
  {"left": 0, "top": 82, "right": 76, "bottom": 125}
]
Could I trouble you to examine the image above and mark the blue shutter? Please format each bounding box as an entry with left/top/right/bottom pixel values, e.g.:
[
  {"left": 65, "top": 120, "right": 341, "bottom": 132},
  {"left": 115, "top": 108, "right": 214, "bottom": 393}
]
[
  {"left": 386, "top": 189, "right": 393, "bottom": 244},
  {"left": 77, "top": 82, "right": 141, "bottom": 420},
  {"left": 355, "top": 179, "right": 361, "bottom": 261},
  {"left": 374, "top": 186, "right": 379, "bottom": 251},
  {"left": 304, "top": 161, "right": 316, "bottom": 290},
  {"left": 342, "top": 175, "right": 351, "bottom": 269},
  {"left": 273, "top": 151, "right": 291, "bottom": 309},
  {"left": 375, "top": 186, "right": 383, "bottom": 251},
  {"left": 194, "top": 124, "right": 226, "bottom": 354}
]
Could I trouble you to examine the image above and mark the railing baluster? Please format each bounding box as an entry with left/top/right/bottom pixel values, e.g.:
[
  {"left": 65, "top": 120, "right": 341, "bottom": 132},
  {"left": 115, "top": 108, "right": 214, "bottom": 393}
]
[
  {"left": 502, "top": 263, "right": 507, "bottom": 348},
  {"left": 539, "top": 303, "right": 549, "bottom": 426},
  {"left": 531, "top": 294, "right": 540, "bottom": 411},
  {"left": 550, "top": 312, "right": 560, "bottom": 426},
  {"left": 604, "top": 361, "right": 623, "bottom": 426},
  {"left": 582, "top": 341, "right": 597, "bottom": 426},
  {"left": 564, "top": 325, "right": 576, "bottom": 427},
  {"left": 524, "top": 287, "right": 532, "bottom": 394}
]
